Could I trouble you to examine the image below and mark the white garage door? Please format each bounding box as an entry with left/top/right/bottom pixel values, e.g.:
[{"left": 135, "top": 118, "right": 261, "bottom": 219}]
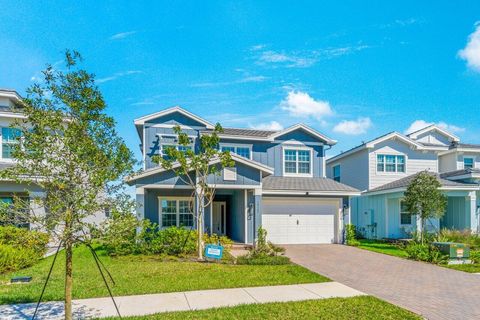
[{"left": 262, "top": 197, "right": 339, "bottom": 244}]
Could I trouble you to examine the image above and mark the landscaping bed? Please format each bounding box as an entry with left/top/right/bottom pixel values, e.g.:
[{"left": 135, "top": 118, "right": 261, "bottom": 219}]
[
  {"left": 104, "top": 296, "right": 420, "bottom": 320},
  {"left": 0, "top": 245, "right": 328, "bottom": 305}
]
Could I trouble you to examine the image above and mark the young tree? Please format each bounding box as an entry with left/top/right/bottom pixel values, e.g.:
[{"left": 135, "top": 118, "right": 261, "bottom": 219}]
[
  {"left": 403, "top": 171, "right": 447, "bottom": 244},
  {"left": 0, "top": 51, "right": 135, "bottom": 320},
  {"left": 153, "top": 125, "right": 233, "bottom": 260}
]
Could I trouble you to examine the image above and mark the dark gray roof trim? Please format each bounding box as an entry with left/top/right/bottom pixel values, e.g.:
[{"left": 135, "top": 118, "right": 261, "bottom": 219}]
[
  {"left": 218, "top": 128, "right": 277, "bottom": 138},
  {"left": 368, "top": 171, "right": 478, "bottom": 193},
  {"left": 262, "top": 176, "right": 359, "bottom": 193}
]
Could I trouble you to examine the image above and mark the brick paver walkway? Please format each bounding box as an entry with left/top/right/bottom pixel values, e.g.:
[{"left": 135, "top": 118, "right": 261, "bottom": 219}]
[{"left": 285, "top": 244, "right": 480, "bottom": 320}]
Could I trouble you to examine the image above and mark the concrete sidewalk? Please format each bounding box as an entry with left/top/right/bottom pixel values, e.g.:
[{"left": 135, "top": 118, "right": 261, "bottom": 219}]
[{"left": 0, "top": 282, "right": 364, "bottom": 319}]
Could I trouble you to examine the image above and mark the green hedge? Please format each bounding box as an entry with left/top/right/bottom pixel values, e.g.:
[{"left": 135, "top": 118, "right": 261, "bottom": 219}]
[{"left": 0, "top": 226, "right": 49, "bottom": 273}]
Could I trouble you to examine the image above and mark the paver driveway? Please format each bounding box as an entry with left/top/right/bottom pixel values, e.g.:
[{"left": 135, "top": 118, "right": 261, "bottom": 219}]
[{"left": 285, "top": 244, "right": 480, "bottom": 320}]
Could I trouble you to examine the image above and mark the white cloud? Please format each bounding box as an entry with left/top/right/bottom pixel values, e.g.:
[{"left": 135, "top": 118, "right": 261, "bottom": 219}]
[
  {"left": 258, "top": 50, "right": 317, "bottom": 68},
  {"left": 191, "top": 75, "right": 267, "bottom": 87},
  {"left": 280, "top": 91, "right": 333, "bottom": 120},
  {"left": 458, "top": 22, "right": 480, "bottom": 72},
  {"left": 250, "top": 121, "right": 284, "bottom": 131},
  {"left": 405, "top": 120, "right": 465, "bottom": 134},
  {"left": 110, "top": 31, "right": 137, "bottom": 40},
  {"left": 250, "top": 44, "right": 266, "bottom": 51},
  {"left": 333, "top": 117, "right": 372, "bottom": 135},
  {"left": 97, "top": 70, "right": 142, "bottom": 84}
]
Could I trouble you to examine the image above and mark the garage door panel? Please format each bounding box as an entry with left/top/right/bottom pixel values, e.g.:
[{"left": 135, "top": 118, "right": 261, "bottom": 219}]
[{"left": 262, "top": 197, "right": 338, "bottom": 244}]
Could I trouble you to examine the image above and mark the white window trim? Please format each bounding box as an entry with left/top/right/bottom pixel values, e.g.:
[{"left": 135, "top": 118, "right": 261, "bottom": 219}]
[
  {"left": 158, "top": 196, "right": 194, "bottom": 228},
  {"left": 375, "top": 152, "right": 407, "bottom": 175},
  {"left": 282, "top": 146, "right": 313, "bottom": 177},
  {"left": 333, "top": 164, "right": 341, "bottom": 182},
  {"left": 463, "top": 156, "right": 475, "bottom": 169},
  {"left": 158, "top": 134, "right": 196, "bottom": 158},
  {"left": 0, "top": 127, "right": 20, "bottom": 163},
  {"left": 219, "top": 143, "right": 253, "bottom": 160},
  {"left": 399, "top": 199, "right": 413, "bottom": 226}
]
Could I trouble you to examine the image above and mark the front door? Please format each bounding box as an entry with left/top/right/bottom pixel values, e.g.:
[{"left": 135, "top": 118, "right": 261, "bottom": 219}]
[{"left": 212, "top": 201, "right": 226, "bottom": 236}]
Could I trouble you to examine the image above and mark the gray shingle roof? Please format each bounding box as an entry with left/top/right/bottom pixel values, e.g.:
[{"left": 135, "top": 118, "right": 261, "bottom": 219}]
[
  {"left": 455, "top": 143, "right": 480, "bottom": 149},
  {"left": 440, "top": 168, "right": 480, "bottom": 179},
  {"left": 220, "top": 128, "right": 277, "bottom": 138},
  {"left": 262, "top": 176, "right": 359, "bottom": 193},
  {"left": 369, "top": 171, "right": 477, "bottom": 193}
]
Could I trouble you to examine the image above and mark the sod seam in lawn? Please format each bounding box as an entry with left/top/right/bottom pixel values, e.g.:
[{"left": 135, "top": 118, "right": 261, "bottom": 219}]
[
  {"left": 0, "top": 245, "right": 329, "bottom": 305},
  {"left": 102, "top": 296, "right": 420, "bottom": 320}
]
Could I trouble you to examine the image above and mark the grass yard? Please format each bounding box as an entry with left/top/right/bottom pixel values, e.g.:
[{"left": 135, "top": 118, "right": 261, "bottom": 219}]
[
  {"left": 106, "top": 296, "right": 420, "bottom": 320},
  {"left": 445, "top": 263, "right": 480, "bottom": 273},
  {"left": 357, "top": 239, "right": 408, "bottom": 258},
  {"left": 0, "top": 245, "right": 328, "bottom": 305}
]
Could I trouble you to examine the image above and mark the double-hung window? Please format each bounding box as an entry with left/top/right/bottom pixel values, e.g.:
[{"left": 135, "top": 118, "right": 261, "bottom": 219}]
[
  {"left": 1, "top": 128, "right": 21, "bottom": 160},
  {"left": 160, "top": 198, "right": 194, "bottom": 228},
  {"left": 284, "top": 148, "right": 311, "bottom": 176},
  {"left": 400, "top": 200, "right": 412, "bottom": 225},
  {"left": 220, "top": 145, "right": 251, "bottom": 159},
  {"left": 160, "top": 136, "right": 194, "bottom": 159},
  {"left": 333, "top": 165, "right": 341, "bottom": 182},
  {"left": 464, "top": 157, "right": 474, "bottom": 169},
  {"left": 377, "top": 154, "right": 406, "bottom": 173}
]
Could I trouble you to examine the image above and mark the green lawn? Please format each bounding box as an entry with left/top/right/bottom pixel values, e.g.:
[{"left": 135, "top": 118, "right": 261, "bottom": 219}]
[
  {"left": 357, "top": 239, "right": 408, "bottom": 258},
  {"left": 445, "top": 263, "right": 480, "bottom": 273},
  {"left": 0, "top": 245, "right": 328, "bottom": 305},
  {"left": 106, "top": 296, "right": 420, "bottom": 320}
]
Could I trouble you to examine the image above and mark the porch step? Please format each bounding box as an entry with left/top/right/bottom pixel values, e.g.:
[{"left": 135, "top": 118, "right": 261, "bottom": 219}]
[{"left": 231, "top": 243, "right": 253, "bottom": 250}]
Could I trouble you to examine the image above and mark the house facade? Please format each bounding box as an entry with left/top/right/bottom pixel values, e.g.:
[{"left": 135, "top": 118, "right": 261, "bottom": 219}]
[
  {"left": 326, "top": 125, "right": 480, "bottom": 239},
  {"left": 0, "top": 89, "right": 107, "bottom": 229},
  {"left": 127, "top": 106, "right": 360, "bottom": 245}
]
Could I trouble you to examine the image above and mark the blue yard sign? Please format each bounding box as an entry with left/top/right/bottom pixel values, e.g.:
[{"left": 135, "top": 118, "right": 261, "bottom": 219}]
[{"left": 205, "top": 244, "right": 224, "bottom": 260}]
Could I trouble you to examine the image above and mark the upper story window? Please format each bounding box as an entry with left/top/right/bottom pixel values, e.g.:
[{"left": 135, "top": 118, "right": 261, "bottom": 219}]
[
  {"left": 464, "top": 157, "right": 474, "bottom": 169},
  {"left": 377, "top": 154, "right": 405, "bottom": 173},
  {"left": 284, "top": 148, "right": 312, "bottom": 176},
  {"left": 1, "top": 127, "right": 21, "bottom": 160},
  {"left": 333, "top": 165, "right": 341, "bottom": 182},
  {"left": 159, "top": 135, "right": 194, "bottom": 159},
  {"left": 219, "top": 144, "right": 252, "bottom": 159}
]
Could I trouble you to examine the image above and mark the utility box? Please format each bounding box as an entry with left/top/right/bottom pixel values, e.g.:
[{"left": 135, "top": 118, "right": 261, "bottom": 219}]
[{"left": 433, "top": 242, "right": 470, "bottom": 264}]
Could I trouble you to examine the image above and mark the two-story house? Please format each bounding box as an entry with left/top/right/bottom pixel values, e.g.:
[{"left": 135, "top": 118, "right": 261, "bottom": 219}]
[
  {"left": 326, "top": 125, "right": 480, "bottom": 239},
  {"left": 0, "top": 88, "right": 107, "bottom": 229},
  {"left": 127, "top": 106, "right": 360, "bottom": 245}
]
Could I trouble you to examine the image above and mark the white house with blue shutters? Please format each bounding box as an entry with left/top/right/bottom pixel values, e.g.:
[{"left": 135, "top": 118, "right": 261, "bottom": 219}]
[
  {"left": 127, "top": 106, "right": 360, "bottom": 245},
  {"left": 326, "top": 126, "right": 480, "bottom": 239}
]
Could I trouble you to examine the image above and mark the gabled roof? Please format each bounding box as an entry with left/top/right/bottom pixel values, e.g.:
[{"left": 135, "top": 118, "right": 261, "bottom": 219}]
[
  {"left": 407, "top": 124, "right": 460, "bottom": 142},
  {"left": 262, "top": 176, "right": 360, "bottom": 195},
  {"left": 126, "top": 153, "right": 274, "bottom": 184},
  {"left": 211, "top": 123, "right": 336, "bottom": 145},
  {"left": 269, "top": 123, "right": 337, "bottom": 145},
  {"left": 134, "top": 106, "right": 215, "bottom": 129},
  {"left": 0, "top": 89, "right": 23, "bottom": 104},
  {"left": 366, "top": 171, "right": 479, "bottom": 195},
  {"left": 327, "top": 132, "right": 423, "bottom": 164}
]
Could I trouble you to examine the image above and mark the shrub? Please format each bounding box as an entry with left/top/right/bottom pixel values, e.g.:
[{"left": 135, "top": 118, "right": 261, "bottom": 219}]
[
  {"left": 436, "top": 229, "right": 480, "bottom": 249},
  {"left": 0, "top": 245, "right": 40, "bottom": 273},
  {"left": 345, "top": 224, "right": 360, "bottom": 246},
  {"left": 97, "top": 212, "right": 139, "bottom": 256},
  {"left": 405, "top": 242, "right": 447, "bottom": 264},
  {"left": 0, "top": 226, "right": 49, "bottom": 273},
  {"left": 237, "top": 227, "right": 290, "bottom": 265},
  {"left": 203, "top": 233, "right": 233, "bottom": 252},
  {"left": 470, "top": 250, "right": 480, "bottom": 264}
]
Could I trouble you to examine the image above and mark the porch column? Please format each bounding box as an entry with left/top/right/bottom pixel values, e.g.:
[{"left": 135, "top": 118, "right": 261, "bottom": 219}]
[
  {"left": 253, "top": 188, "right": 262, "bottom": 245},
  {"left": 136, "top": 187, "right": 145, "bottom": 233},
  {"left": 416, "top": 214, "right": 422, "bottom": 235},
  {"left": 468, "top": 191, "right": 478, "bottom": 234}
]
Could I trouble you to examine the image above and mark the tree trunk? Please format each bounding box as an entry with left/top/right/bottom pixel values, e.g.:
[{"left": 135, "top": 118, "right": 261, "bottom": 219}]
[
  {"left": 65, "top": 238, "right": 73, "bottom": 320},
  {"left": 197, "top": 212, "right": 203, "bottom": 260}
]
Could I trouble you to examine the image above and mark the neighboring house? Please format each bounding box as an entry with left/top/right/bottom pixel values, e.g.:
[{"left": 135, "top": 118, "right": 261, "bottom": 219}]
[
  {"left": 326, "top": 125, "right": 480, "bottom": 239},
  {"left": 0, "top": 89, "right": 106, "bottom": 229},
  {"left": 126, "top": 106, "right": 360, "bottom": 245}
]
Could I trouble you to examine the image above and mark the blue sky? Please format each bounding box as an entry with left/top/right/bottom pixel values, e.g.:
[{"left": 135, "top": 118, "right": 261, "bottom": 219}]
[{"left": 1, "top": 1, "right": 480, "bottom": 162}]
